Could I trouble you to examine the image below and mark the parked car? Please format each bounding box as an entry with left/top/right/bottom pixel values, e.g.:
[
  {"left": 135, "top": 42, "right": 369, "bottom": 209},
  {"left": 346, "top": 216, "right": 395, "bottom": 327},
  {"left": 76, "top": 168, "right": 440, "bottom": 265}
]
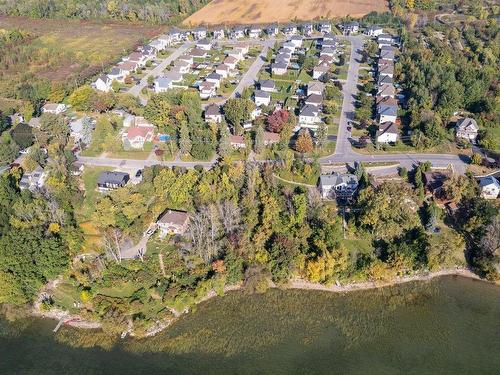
[{"left": 135, "top": 169, "right": 142, "bottom": 178}]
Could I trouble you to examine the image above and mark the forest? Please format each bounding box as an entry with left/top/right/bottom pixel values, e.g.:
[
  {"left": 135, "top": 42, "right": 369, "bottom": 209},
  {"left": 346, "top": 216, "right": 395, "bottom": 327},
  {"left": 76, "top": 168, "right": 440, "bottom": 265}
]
[{"left": 0, "top": 0, "right": 210, "bottom": 24}]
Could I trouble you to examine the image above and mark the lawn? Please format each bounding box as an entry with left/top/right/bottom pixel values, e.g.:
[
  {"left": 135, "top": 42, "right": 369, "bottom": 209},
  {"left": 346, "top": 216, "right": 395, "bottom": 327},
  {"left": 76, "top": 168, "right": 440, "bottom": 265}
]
[
  {"left": 77, "top": 166, "right": 109, "bottom": 221},
  {"left": 52, "top": 282, "right": 82, "bottom": 313},
  {"left": 96, "top": 281, "right": 141, "bottom": 298}
]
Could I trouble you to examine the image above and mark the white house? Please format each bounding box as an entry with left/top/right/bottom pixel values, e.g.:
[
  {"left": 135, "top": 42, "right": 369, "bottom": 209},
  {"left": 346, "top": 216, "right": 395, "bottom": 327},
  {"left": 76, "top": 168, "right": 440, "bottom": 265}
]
[
  {"left": 227, "top": 49, "right": 244, "bottom": 61},
  {"left": 178, "top": 54, "right": 194, "bottom": 65},
  {"left": 19, "top": 166, "right": 48, "bottom": 192},
  {"left": 213, "top": 28, "right": 225, "bottom": 39},
  {"left": 254, "top": 90, "right": 271, "bottom": 107},
  {"left": 319, "top": 22, "right": 332, "bottom": 34},
  {"left": 377, "top": 84, "right": 396, "bottom": 98},
  {"left": 343, "top": 22, "right": 359, "bottom": 35},
  {"left": 376, "top": 122, "right": 399, "bottom": 144},
  {"left": 282, "top": 24, "right": 297, "bottom": 36},
  {"left": 204, "top": 104, "right": 223, "bottom": 123},
  {"left": 299, "top": 105, "right": 320, "bottom": 127},
  {"left": 231, "top": 26, "right": 246, "bottom": 39},
  {"left": 196, "top": 38, "right": 213, "bottom": 51},
  {"left": 230, "top": 135, "right": 246, "bottom": 149},
  {"left": 377, "top": 34, "right": 394, "bottom": 47},
  {"left": 479, "top": 176, "right": 500, "bottom": 199},
  {"left": 313, "top": 65, "right": 330, "bottom": 80},
  {"left": 301, "top": 23, "right": 313, "bottom": 36},
  {"left": 377, "top": 104, "right": 398, "bottom": 123},
  {"left": 272, "top": 62, "right": 288, "bottom": 75},
  {"left": 206, "top": 72, "right": 222, "bottom": 88},
  {"left": 157, "top": 210, "right": 190, "bottom": 236},
  {"left": 319, "top": 173, "right": 359, "bottom": 199},
  {"left": 193, "top": 27, "right": 207, "bottom": 40},
  {"left": 122, "top": 126, "right": 154, "bottom": 149},
  {"left": 215, "top": 63, "right": 231, "bottom": 78},
  {"left": 259, "top": 79, "right": 276, "bottom": 92},
  {"left": 173, "top": 60, "right": 191, "bottom": 74},
  {"left": 42, "top": 103, "right": 67, "bottom": 115},
  {"left": 95, "top": 75, "right": 112, "bottom": 92},
  {"left": 266, "top": 24, "right": 279, "bottom": 36},
  {"left": 307, "top": 81, "right": 325, "bottom": 96},
  {"left": 248, "top": 26, "right": 262, "bottom": 38},
  {"left": 154, "top": 77, "right": 173, "bottom": 93},
  {"left": 456, "top": 117, "right": 479, "bottom": 141},
  {"left": 199, "top": 81, "right": 216, "bottom": 99},
  {"left": 320, "top": 47, "right": 336, "bottom": 58},
  {"left": 224, "top": 56, "right": 238, "bottom": 70},
  {"left": 290, "top": 35, "right": 303, "bottom": 47},
  {"left": 365, "top": 25, "right": 384, "bottom": 37},
  {"left": 305, "top": 93, "right": 323, "bottom": 107},
  {"left": 108, "top": 67, "right": 124, "bottom": 82}
]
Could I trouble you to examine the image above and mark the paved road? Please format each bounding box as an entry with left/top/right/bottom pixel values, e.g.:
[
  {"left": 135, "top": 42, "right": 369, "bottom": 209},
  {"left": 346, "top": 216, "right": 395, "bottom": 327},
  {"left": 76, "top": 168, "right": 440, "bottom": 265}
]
[
  {"left": 77, "top": 155, "right": 216, "bottom": 170},
  {"left": 127, "top": 41, "right": 193, "bottom": 104},
  {"left": 320, "top": 34, "right": 469, "bottom": 175}
]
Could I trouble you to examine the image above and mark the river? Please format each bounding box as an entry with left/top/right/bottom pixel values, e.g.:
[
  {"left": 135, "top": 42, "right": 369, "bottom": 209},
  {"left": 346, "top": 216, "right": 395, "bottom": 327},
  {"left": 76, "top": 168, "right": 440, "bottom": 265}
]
[{"left": 0, "top": 275, "right": 499, "bottom": 374}]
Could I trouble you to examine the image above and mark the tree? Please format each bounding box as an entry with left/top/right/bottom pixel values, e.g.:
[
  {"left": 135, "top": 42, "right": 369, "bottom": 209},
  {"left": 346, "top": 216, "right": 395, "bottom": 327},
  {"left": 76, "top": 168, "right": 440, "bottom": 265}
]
[
  {"left": 68, "top": 85, "right": 95, "bottom": 111},
  {"left": 10, "top": 123, "right": 34, "bottom": 149},
  {"left": 316, "top": 122, "right": 328, "bottom": 149},
  {"left": 266, "top": 109, "right": 289, "bottom": 133},
  {"left": 179, "top": 123, "right": 192, "bottom": 156},
  {"left": 471, "top": 153, "right": 482, "bottom": 165},
  {"left": 294, "top": 130, "right": 313, "bottom": 154},
  {"left": 254, "top": 125, "right": 264, "bottom": 154},
  {"left": 224, "top": 98, "right": 254, "bottom": 135},
  {"left": 144, "top": 93, "right": 172, "bottom": 130},
  {"left": 218, "top": 126, "right": 231, "bottom": 158}
]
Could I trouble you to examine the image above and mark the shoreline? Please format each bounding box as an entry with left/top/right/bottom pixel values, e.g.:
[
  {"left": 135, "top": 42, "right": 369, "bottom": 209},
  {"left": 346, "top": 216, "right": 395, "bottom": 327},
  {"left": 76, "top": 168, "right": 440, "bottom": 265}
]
[{"left": 28, "top": 268, "right": 493, "bottom": 336}]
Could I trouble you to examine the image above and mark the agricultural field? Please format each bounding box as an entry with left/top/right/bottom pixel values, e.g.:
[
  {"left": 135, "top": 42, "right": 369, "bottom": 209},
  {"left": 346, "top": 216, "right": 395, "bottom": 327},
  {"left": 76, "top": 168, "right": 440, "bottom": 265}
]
[
  {"left": 183, "top": 0, "right": 388, "bottom": 26},
  {"left": 0, "top": 16, "right": 162, "bottom": 104}
]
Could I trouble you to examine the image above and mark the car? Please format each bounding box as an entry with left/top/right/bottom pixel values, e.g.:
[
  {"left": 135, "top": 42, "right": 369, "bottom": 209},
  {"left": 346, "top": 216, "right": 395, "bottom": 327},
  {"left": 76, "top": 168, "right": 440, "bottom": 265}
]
[
  {"left": 135, "top": 169, "right": 142, "bottom": 178},
  {"left": 347, "top": 126, "right": 352, "bottom": 132}
]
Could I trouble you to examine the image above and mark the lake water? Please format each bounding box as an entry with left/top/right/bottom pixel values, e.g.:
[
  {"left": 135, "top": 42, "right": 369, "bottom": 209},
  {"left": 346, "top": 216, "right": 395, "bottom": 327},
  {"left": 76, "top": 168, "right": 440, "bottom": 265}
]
[{"left": 0, "top": 275, "right": 499, "bottom": 375}]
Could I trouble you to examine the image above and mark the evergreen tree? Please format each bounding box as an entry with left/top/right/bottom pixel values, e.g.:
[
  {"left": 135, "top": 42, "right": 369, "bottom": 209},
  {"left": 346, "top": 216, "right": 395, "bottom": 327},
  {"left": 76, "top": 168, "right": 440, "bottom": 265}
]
[
  {"left": 254, "top": 125, "right": 264, "bottom": 154},
  {"left": 316, "top": 122, "right": 328, "bottom": 149},
  {"left": 179, "top": 123, "right": 192, "bottom": 156},
  {"left": 218, "top": 126, "right": 231, "bottom": 158}
]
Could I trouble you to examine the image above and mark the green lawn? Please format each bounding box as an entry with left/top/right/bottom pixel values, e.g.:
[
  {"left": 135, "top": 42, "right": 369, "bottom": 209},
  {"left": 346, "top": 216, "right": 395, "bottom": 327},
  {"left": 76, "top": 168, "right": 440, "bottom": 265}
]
[
  {"left": 96, "top": 281, "right": 141, "bottom": 298},
  {"left": 53, "top": 282, "right": 82, "bottom": 312},
  {"left": 77, "top": 166, "right": 109, "bottom": 220}
]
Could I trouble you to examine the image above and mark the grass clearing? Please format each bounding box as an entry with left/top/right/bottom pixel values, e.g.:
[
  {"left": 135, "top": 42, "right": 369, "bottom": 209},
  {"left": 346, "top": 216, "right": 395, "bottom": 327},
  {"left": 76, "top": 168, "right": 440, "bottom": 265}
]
[{"left": 77, "top": 166, "right": 109, "bottom": 221}]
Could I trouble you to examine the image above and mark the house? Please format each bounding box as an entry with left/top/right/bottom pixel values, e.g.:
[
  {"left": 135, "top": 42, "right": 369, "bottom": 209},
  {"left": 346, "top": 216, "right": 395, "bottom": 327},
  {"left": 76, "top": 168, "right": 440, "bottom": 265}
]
[
  {"left": 282, "top": 23, "right": 297, "bottom": 35},
  {"left": 376, "top": 122, "right": 399, "bottom": 143},
  {"left": 178, "top": 54, "right": 194, "bottom": 65},
  {"left": 118, "top": 61, "right": 138, "bottom": 76},
  {"left": 456, "top": 117, "right": 479, "bottom": 141},
  {"left": 193, "top": 27, "right": 207, "bottom": 40},
  {"left": 70, "top": 162, "right": 85, "bottom": 176},
  {"left": 164, "top": 70, "right": 183, "bottom": 83},
  {"left": 365, "top": 25, "right": 384, "bottom": 36},
  {"left": 266, "top": 24, "right": 279, "bottom": 36},
  {"left": 156, "top": 34, "right": 172, "bottom": 48},
  {"left": 377, "top": 34, "right": 394, "bottom": 47},
  {"left": 282, "top": 41, "right": 296, "bottom": 52},
  {"left": 319, "top": 22, "right": 331, "bottom": 34},
  {"left": 250, "top": 107, "right": 262, "bottom": 120},
  {"left": 377, "top": 74, "right": 393, "bottom": 86},
  {"left": 206, "top": 72, "right": 222, "bottom": 88},
  {"left": 290, "top": 35, "right": 303, "bottom": 47},
  {"left": 259, "top": 79, "right": 276, "bottom": 92},
  {"left": 299, "top": 105, "right": 320, "bottom": 126},
  {"left": 95, "top": 75, "right": 112, "bottom": 92},
  {"left": 173, "top": 60, "right": 191, "bottom": 74},
  {"left": 318, "top": 55, "right": 334, "bottom": 65},
  {"left": 204, "top": 104, "right": 223, "bottom": 123},
  {"left": 320, "top": 47, "right": 336, "bottom": 58},
  {"left": 254, "top": 90, "right": 271, "bottom": 107},
  {"left": 263, "top": 131, "right": 280, "bottom": 145},
  {"left": 42, "top": 103, "right": 67, "bottom": 115},
  {"left": 127, "top": 52, "right": 148, "bottom": 67},
  {"left": 377, "top": 103, "right": 398, "bottom": 123},
  {"left": 323, "top": 32, "right": 337, "bottom": 42},
  {"left": 215, "top": 63, "right": 231, "bottom": 78},
  {"left": 319, "top": 173, "right": 359, "bottom": 199},
  {"left": 70, "top": 116, "right": 94, "bottom": 145},
  {"left": 229, "top": 135, "right": 246, "bottom": 149},
  {"left": 168, "top": 28, "right": 184, "bottom": 42},
  {"left": 231, "top": 26, "right": 246, "bottom": 39},
  {"left": 236, "top": 44, "right": 250, "bottom": 55},
  {"left": 141, "top": 45, "right": 157, "bottom": 58},
  {"left": 248, "top": 25, "right": 262, "bottom": 38},
  {"left": 423, "top": 170, "right": 453, "bottom": 196},
  {"left": 122, "top": 125, "right": 154, "bottom": 149},
  {"left": 378, "top": 64, "right": 394, "bottom": 79},
  {"left": 272, "top": 62, "right": 288, "bottom": 75},
  {"left": 301, "top": 22, "right": 313, "bottom": 36},
  {"left": 380, "top": 47, "right": 395, "bottom": 61},
  {"left": 305, "top": 93, "right": 323, "bottom": 107},
  {"left": 198, "top": 81, "right": 216, "bottom": 99},
  {"left": 227, "top": 49, "right": 244, "bottom": 61},
  {"left": 149, "top": 39, "right": 164, "bottom": 52},
  {"left": 196, "top": 38, "right": 212, "bottom": 51},
  {"left": 342, "top": 21, "right": 359, "bottom": 35},
  {"left": 154, "top": 77, "right": 173, "bottom": 93},
  {"left": 224, "top": 56, "right": 238, "bottom": 70},
  {"left": 276, "top": 52, "right": 292, "bottom": 64},
  {"left": 108, "top": 67, "right": 124, "bottom": 82},
  {"left": 313, "top": 65, "right": 330, "bottom": 80},
  {"left": 479, "top": 176, "right": 500, "bottom": 199},
  {"left": 157, "top": 210, "right": 190, "bottom": 236},
  {"left": 189, "top": 48, "right": 209, "bottom": 59},
  {"left": 19, "top": 165, "right": 48, "bottom": 192},
  {"left": 213, "top": 27, "right": 225, "bottom": 39},
  {"left": 307, "top": 81, "right": 325, "bottom": 96},
  {"left": 377, "top": 84, "right": 396, "bottom": 98},
  {"left": 97, "top": 171, "right": 130, "bottom": 191}
]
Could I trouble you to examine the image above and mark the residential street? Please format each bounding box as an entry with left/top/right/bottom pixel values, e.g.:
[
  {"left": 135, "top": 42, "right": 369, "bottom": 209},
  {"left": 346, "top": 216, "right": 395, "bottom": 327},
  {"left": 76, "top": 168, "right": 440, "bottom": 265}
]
[
  {"left": 127, "top": 41, "right": 193, "bottom": 104},
  {"left": 77, "top": 155, "right": 216, "bottom": 170}
]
